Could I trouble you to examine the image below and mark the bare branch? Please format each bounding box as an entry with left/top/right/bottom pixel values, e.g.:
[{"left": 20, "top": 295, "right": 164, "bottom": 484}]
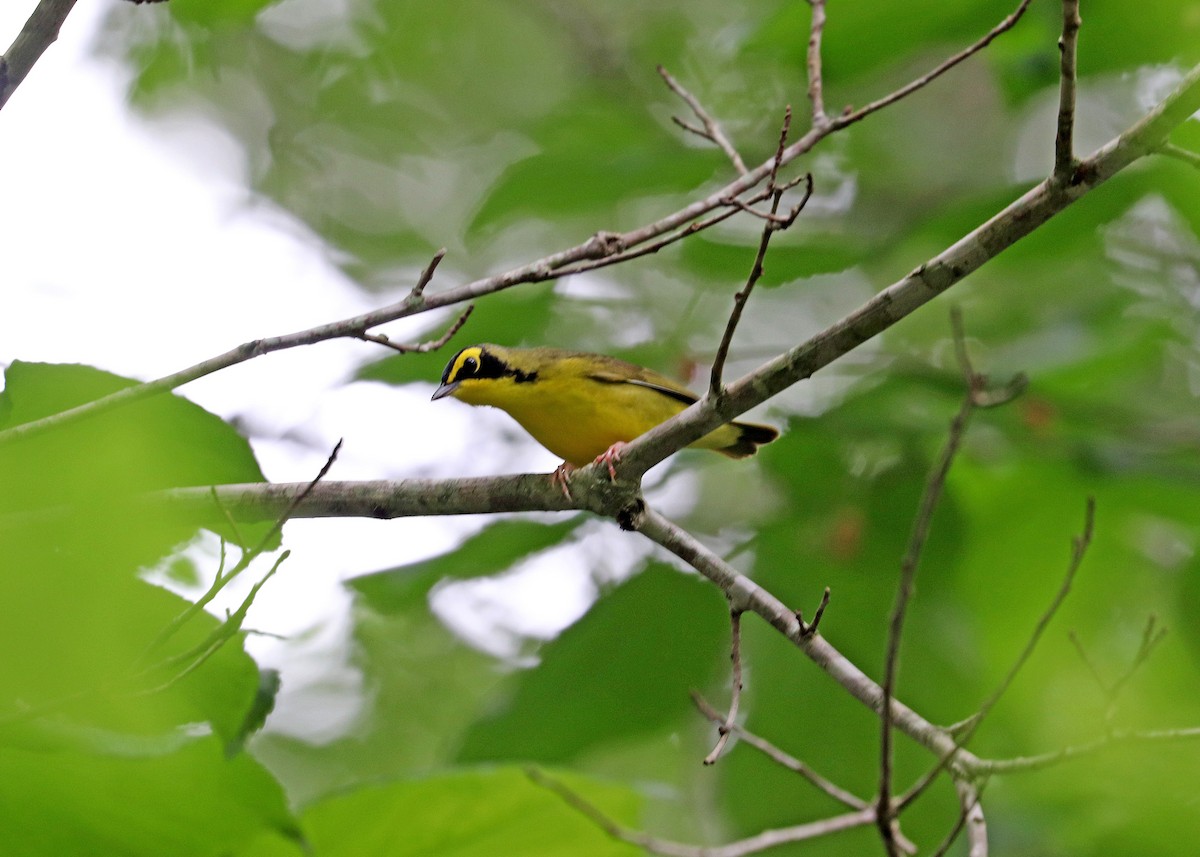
[
  {"left": 929, "top": 780, "right": 988, "bottom": 857},
  {"left": 143, "top": 440, "right": 344, "bottom": 661},
  {"left": 902, "top": 498, "right": 1096, "bottom": 808},
  {"left": 528, "top": 766, "right": 880, "bottom": 857},
  {"left": 710, "top": 110, "right": 806, "bottom": 396},
  {"left": 0, "top": 0, "right": 79, "bottom": 110},
  {"left": 355, "top": 304, "right": 474, "bottom": 354},
  {"left": 878, "top": 311, "right": 984, "bottom": 852},
  {"left": 692, "top": 692, "right": 870, "bottom": 810},
  {"left": 149, "top": 472, "right": 579, "bottom": 522},
  {"left": 977, "top": 726, "right": 1200, "bottom": 775},
  {"left": 1158, "top": 142, "right": 1200, "bottom": 169},
  {"left": 658, "top": 64, "right": 748, "bottom": 175},
  {"left": 1108, "top": 615, "right": 1169, "bottom": 701},
  {"left": 636, "top": 506, "right": 979, "bottom": 771},
  {"left": 805, "top": 0, "right": 829, "bottom": 125},
  {"left": 1070, "top": 615, "right": 1169, "bottom": 719},
  {"left": 967, "top": 497, "right": 1095, "bottom": 729},
  {"left": 1054, "top": 0, "right": 1083, "bottom": 180},
  {"left": 703, "top": 609, "right": 745, "bottom": 765},
  {"left": 410, "top": 247, "right": 447, "bottom": 298},
  {"left": 797, "top": 585, "right": 831, "bottom": 638},
  {"left": 832, "top": 0, "right": 1034, "bottom": 130}
]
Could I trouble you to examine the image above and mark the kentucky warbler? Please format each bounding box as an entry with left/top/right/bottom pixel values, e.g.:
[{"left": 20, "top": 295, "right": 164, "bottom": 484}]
[{"left": 432, "top": 344, "right": 777, "bottom": 490}]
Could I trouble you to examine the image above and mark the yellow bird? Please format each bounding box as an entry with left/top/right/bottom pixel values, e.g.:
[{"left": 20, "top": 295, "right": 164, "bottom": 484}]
[{"left": 432, "top": 344, "right": 778, "bottom": 490}]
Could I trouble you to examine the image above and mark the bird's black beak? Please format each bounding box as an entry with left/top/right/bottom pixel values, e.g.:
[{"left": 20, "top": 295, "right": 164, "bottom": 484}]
[{"left": 431, "top": 381, "right": 459, "bottom": 401}]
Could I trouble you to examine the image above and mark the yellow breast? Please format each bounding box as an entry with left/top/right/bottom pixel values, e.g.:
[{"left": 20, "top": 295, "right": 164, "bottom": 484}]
[{"left": 452, "top": 356, "right": 745, "bottom": 466}]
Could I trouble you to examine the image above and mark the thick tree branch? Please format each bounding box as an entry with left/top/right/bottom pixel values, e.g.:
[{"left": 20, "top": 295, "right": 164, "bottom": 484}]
[
  {"left": 0, "top": 0, "right": 78, "bottom": 110},
  {"left": 148, "top": 474, "right": 579, "bottom": 521}
]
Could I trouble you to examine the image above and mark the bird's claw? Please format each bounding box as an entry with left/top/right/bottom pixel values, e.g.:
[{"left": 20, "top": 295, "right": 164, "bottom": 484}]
[
  {"left": 551, "top": 462, "right": 575, "bottom": 499},
  {"left": 595, "top": 442, "right": 626, "bottom": 481}
]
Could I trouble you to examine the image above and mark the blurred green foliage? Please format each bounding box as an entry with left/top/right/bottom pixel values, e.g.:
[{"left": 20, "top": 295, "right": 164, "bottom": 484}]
[{"left": 6, "top": 0, "right": 1196, "bottom": 854}]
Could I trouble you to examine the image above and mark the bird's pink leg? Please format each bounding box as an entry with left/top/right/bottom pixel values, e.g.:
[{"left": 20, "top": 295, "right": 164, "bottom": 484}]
[
  {"left": 594, "top": 441, "right": 627, "bottom": 481},
  {"left": 551, "top": 461, "right": 576, "bottom": 499}
]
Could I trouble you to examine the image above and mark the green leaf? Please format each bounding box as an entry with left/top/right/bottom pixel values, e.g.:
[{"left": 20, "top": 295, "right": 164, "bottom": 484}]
[
  {"left": 351, "top": 518, "right": 585, "bottom": 612},
  {"left": 298, "top": 767, "right": 641, "bottom": 857},
  {"left": 470, "top": 99, "right": 721, "bottom": 233},
  {"left": 0, "top": 736, "right": 296, "bottom": 857},
  {"left": 0, "top": 363, "right": 269, "bottom": 743},
  {"left": 457, "top": 565, "right": 728, "bottom": 763},
  {"left": 0, "top": 362, "right": 265, "bottom": 544},
  {"left": 170, "top": 0, "right": 279, "bottom": 27}
]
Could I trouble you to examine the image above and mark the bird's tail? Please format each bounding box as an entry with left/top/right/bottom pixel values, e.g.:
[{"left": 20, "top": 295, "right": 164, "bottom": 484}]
[{"left": 717, "top": 420, "right": 780, "bottom": 458}]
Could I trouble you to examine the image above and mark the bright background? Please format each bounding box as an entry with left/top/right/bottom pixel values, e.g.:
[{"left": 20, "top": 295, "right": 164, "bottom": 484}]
[{"left": 2, "top": 1, "right": 1200, "bottom": 855}]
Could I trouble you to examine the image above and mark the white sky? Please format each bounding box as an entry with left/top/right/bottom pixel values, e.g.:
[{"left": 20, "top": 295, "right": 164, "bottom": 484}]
[{"left": 0, "top": 1, "right": 611, "bottom": 741}]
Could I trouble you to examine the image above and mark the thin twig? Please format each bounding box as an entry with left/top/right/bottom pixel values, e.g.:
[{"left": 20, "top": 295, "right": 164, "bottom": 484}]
[
  {"left": 704, "top": 609, "right": 745, "bottom": 765},
  {"left": 977, "top": 726, "right": 1200, "bottom": 775},
  {"left": 692, "top": 692, "right": 869, "bottom": 810},
  {"left": 797, "top": 586, "right": 831, "bottom": 638},
  {"left": 1067, "top": 629, "right": 1110, "bottom": 691},
  {"left": 1071, "top": 616, "right": 1169, "bottom": 720},
  {"left": 636, "top": 505, "right": 980, "bottom": 772},
  {"left": 410, "top": 247, "right": 447, "bottom": 299},
  {"left": 210, "top": 487, "right": 247, "bottom": 551},
  {"left": 135, "top": 550, "right": 290, "bottom": 696},
  {"left": 720, "top": 196, "right": 797, "bottom": 224},
  {"left": 805, "top": 0, "right": 829, "bottom": 126},
  {"left": 658, "top": 64, "right": 748, "bottom": 175},
  {"left": 929, "top": 780, "right": 988, "bottom": 857},
  {"left": 527, "top": 767, "right": 881, "bottom": 857},
  {"left": 832, "top": 0, "right": 1034, "bottom": 129},
  {"left": 710, "top": 109, "right": 797, "bottom": 395},
  {"left": 965, "top": 497, "right": 1095, "bottom": 730},
  {"left": 878, "top": 311, "right": 983, "bottom": 854},
  {"left": 0, "top": 0, "right": 79, "bottom": 110},
  {"left": 901, "top": 498, "right": 1096, "bottom": 809},
  {"left": 1054, "top": 0, "right": 1082, "bottom": 180},
  {"left": 1108, "top": 615, "right": 1168, "bottom": 702},
  {"left": 355, "top": 304, "right": 474, "bottom": 354},
  {"left": 1158, "top": 143, "right": 1200, "bottom": 169},
  {"left": 705, "top": 111, "right": 811, "bottom": 396},
  {"left": 143, "top": 440, "right": 343, "bottom": 659}
]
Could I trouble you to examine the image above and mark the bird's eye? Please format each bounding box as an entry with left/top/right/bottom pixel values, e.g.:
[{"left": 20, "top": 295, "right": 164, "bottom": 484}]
[{"left": 464, "top": 356, "right": 478, "bottom": 374}]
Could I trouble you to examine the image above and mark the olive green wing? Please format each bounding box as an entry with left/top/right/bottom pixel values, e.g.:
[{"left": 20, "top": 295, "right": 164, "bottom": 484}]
[
  {"left": 586, "top": 355, "right": 778, "bottom": 457},
  {"left": 585, "top": 363, "right": 700, "bottom": 407}
]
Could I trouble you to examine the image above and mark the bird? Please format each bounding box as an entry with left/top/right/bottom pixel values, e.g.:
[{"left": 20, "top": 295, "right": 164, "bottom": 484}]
[{"left": 432, "top": 344, "right": 778, "bottom": 493}]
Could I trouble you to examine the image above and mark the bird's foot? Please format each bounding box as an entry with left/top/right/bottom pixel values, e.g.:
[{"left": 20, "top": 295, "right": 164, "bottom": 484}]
[
  {"left": 594, "top": 442, "right": 627, "bottom": 481},
  {"left": 551, "top": 462, "right": 576, "bottom": 499}
]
